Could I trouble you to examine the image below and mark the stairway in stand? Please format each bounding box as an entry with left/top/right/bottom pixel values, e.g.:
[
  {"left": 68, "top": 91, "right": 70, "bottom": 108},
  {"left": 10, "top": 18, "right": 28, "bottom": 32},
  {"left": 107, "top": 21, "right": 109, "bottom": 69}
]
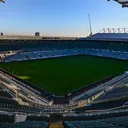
[
  {"left": 49, "top": 121, "right": 64, "bottom": 128},
  {"left": 49, "top": 115, "right": 64, "bottom": 128}
]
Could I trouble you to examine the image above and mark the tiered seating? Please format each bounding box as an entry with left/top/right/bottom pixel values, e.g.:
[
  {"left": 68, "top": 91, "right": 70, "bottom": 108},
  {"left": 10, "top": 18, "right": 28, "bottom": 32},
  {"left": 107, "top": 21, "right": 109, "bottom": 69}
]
[
  {"left": 64, "top": 120, "right": 118, "bottom": 128},
  {"left": 95, "top": 86, "right": 128, "bottom": 101},
  {"left": 0, "top": 90, "right": 12, "bottom": 98},
  {"left": 61, "top": 49, "right": 70, "bottom": 56},
  {"left": 83, "top": 48, "right": 128, "bottom": 60},
  {"left": 0, "top": 88, "right": 42, "bottom": 112},
  {"left": 0, "top": 111, "right": 49, "bottom": 127},
  {"left": 72, "top": 49, "right": 81, "bottom": 55},
  {"left": 0, "top": 112, "right": 14, "bottom": 122},
  {"left": 0, "top": 102, "right": 42, "bottom": 112},
  {"left": 0, "top": 97, "right": 17, "bottom": 104},
  {"left": 0, "top": 70, "right": 53, "bottom": 104},
  {"left": 0, "top": 121, "right": 48, "bottom": 128},
  {"left": 75, "top": 99, "right": 128, "bottom": 112},
  {"left": 5, "top": 53, "right": 22, "bottom": 62},
  {"left": 53, "top": 50, "right": 63, "bottom": 57},
  {"left": 19, "top": 52, "right": 36, "bottom": 60},
  {"left": 2, "top": 47, "right": 128, "bottom": 63},
  {"left": 0, "top": 39, "right": 128, "bottom": 52},
  {"left": 88, "top": 33, "right": 128, "bottom": 40},
  {"left": 64, "top": 116, "right": 128, "bottom": 128},
  {"left": 32, "top": 51, "right": 46, "bottom": 59},
  {"left": 44, "top": 51, "right": 53, "bottom": 58},
  {"left": 71, "top": 73, "right": 128, "bottom": 102}
]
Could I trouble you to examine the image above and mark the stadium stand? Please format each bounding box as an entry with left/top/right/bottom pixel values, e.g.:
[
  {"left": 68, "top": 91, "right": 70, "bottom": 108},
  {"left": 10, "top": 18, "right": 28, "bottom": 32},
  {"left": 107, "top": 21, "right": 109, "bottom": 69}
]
[
  {"left": 0, "top": 34, "right": 128, "bottom": 127},
  {"left": 1, "top": 47, "right": 128, "bottom": 62},
  {"left": 0, "top": 112, "right": 49, "bottom": 128},
  {"left": 0, "top": 36, "right": 127, "bottom": 62},
  {"left": 64, "top": 117, "right": 128, "bottom": 128},
  {"left": 87, "top": 33, "right": 128, "bottom": 41},
  {"left": 86, "top": 28, "right": 128, "bottom": 41},
  {"left": 63, "top": 108, "right": 128, "bottom": 128},
  {"left": 0, "top": 121, "right": 48, "bottom": 128}
]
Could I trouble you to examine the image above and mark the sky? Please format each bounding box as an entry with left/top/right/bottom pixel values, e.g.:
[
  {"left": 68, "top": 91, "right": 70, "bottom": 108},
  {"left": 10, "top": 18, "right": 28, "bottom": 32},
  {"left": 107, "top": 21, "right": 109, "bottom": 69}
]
[{"left": 0, "top": 0, "right": 128, "bottom": 37}]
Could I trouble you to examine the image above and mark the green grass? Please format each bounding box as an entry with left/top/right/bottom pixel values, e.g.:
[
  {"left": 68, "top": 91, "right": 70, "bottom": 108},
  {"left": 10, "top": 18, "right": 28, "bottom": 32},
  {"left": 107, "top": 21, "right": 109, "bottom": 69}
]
[{"left": 0, "top": 55, "right": 128, "bottom": 96}]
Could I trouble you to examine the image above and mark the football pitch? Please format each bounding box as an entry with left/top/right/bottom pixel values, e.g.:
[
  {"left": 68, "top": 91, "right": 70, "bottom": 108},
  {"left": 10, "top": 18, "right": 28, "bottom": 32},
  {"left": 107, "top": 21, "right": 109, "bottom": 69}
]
[{"left": 0, "top": 55, "right": 128, "bottom": 96}]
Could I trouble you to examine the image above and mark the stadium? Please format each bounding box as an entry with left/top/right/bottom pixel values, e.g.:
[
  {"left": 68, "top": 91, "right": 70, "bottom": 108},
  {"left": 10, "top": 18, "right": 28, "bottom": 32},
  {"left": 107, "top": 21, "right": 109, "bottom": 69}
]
[{"left": 0, "top": 0, "right": 128, "bottom": 128}]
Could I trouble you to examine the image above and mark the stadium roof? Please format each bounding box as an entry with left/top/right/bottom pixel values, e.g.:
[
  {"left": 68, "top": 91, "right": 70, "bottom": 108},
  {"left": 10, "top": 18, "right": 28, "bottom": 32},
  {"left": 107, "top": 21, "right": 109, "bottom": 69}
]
[{"left": 108, "top": 0, "right": 128, "bottom": 7}]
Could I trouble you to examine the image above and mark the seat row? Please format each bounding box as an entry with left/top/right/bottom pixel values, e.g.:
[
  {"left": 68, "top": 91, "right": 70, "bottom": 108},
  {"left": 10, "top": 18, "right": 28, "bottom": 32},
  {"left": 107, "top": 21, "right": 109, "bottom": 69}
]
[
  {"left": 64, "top": 116, "right": 128, "bottom": 128},
  {"left": 0, "top": 120, "right": 48, "bottom": 128}
]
